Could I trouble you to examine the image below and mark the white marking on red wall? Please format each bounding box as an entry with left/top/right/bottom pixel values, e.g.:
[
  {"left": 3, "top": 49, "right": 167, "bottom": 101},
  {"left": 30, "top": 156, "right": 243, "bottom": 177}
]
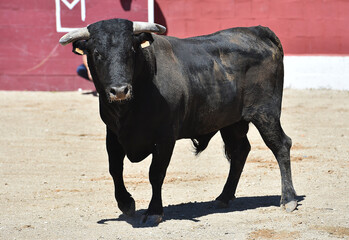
[{"left": 55, "top": 0, "right": 86, "bottom": 32}]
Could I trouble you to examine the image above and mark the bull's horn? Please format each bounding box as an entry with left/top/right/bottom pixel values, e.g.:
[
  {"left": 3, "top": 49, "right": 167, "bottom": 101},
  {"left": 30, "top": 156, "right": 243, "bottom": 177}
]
[
  {"left": 133, "top": 22, "right": 166, "bottom": 34},
  {"left": 59, "top": 27, "right": 90, "bottom": 46}
]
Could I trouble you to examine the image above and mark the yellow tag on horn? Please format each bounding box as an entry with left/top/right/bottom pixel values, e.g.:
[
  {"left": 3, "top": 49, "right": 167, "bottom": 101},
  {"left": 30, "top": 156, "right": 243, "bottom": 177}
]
[{"left": 141, "top": 41, "right": 150, "bottom": 48}]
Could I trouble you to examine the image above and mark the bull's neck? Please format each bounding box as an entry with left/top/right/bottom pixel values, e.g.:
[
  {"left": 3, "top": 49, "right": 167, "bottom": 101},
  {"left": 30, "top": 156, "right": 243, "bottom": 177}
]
[{"left": 133, "top": 45, "right": 155, "bottom": 87}]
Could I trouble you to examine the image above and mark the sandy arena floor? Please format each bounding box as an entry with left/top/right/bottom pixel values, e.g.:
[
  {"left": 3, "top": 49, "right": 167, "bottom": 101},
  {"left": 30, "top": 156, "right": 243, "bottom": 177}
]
[{"left": 0, "top": 89, "right": 348, "bottom": 239}]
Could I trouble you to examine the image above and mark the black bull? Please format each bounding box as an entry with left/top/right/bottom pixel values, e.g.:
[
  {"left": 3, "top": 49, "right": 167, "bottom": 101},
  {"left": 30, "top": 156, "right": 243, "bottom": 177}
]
[{"left": 59, "top": 18, "right": 297, "bottom": 225}]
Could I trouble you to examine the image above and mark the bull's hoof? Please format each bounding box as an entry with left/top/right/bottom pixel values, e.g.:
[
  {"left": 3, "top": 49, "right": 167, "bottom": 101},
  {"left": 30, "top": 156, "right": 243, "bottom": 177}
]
[
  {"left": 215, "top": 195, "right": 235, "bottom": 209},
  {"left": 214, "top": 199, "right": 229, "bottom": 209},
  {"left": 284, "top": 200, "right": 298, "bottom": 212},
  {"left": 140, "top": 214, "right": 163, "bottom": 226},
  {"left": 118, "top": 197, "right": 136, "bottom": 216}
]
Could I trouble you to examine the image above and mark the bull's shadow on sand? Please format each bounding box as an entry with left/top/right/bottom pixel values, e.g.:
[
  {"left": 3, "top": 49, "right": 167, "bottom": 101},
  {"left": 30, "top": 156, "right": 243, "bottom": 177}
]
[{"left": 97, "top": 195, "right": 305, "bottom": 228}]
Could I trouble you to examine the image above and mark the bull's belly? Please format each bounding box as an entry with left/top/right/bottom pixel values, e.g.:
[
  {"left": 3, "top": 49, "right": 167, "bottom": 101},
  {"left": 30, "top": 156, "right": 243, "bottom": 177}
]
[
  {"left": 179, "top": 104, "right": 242, "bottom": 138},
  {"left": 179, "top": 74, "right": 241, "bottom": 137}
]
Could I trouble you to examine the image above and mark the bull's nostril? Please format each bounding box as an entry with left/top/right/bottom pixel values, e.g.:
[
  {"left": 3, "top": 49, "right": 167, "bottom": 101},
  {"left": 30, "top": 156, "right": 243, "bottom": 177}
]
[
  {"left": 109, "top": 87, "right": 117, "bottom": 96},
  {"left": 123, "top": 87, "right": 129, "bottom": 95}
]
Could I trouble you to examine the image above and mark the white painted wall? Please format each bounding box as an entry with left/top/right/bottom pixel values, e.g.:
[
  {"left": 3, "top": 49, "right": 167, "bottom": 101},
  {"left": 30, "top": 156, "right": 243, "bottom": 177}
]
[{"left": 284, "top": 56, "right": 349, "bottom": 90}]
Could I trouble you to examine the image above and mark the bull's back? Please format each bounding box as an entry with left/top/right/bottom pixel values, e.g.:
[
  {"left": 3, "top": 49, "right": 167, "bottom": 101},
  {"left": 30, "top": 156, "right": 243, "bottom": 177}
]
[{"left": 151, "top": 26, "right": 283, "bottom": 137}]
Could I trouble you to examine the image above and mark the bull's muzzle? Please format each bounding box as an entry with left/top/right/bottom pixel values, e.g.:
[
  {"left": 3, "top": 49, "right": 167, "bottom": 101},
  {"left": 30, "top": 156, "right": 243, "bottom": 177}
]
[{"left": 107, "top": 85, "right": 132, "bottom": 102}]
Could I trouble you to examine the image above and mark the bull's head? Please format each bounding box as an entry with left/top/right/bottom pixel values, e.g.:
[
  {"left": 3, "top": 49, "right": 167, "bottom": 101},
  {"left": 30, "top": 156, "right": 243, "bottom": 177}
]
[{"left": 59, "top": 19, "right": 166, "bottom": 102}]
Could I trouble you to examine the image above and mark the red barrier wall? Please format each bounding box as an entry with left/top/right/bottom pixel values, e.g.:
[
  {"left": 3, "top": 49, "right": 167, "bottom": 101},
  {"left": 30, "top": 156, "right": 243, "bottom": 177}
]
[
  {"left": 156, "top": 0, "right": 349, "bottom": 55},
  {"left": 0, "top": 0, "right": 348, "bottom": 90},
  {"left": 0, "top": 0, "right": 147, "bottom": 91}
]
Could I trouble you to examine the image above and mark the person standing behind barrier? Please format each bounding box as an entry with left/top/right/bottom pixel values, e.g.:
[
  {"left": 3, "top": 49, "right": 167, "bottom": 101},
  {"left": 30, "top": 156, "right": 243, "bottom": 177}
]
[{"left": 77, "top": 55, "right": 92, "bottom": 82}]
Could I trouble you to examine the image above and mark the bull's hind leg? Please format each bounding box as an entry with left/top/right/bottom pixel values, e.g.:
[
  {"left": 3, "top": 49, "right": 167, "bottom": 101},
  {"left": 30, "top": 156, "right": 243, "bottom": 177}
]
[
  {"left": 216, "top": 120, "right": 251, "bottom": 207},
  {"left": 252, "top": 114, "right": 297, "bottom": 212}
]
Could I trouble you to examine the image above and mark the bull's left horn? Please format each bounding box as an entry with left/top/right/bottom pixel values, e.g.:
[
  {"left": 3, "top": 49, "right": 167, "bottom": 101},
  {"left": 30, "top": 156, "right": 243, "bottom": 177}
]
[
  {"left": 59, "top": 27, "right": 90, "bottom": 46},
  {"left": 133, "top": 22, "right": 166, "bottom": 35}
]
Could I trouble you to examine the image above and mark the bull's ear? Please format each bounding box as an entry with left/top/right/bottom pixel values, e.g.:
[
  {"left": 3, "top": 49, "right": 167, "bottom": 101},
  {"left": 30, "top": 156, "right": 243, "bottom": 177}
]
[
  {"left": 72, "top": 40, "right": 88, "bottom": 55},
  {"left": 133, "top": 33, "right": 154, "bottom": 49}
]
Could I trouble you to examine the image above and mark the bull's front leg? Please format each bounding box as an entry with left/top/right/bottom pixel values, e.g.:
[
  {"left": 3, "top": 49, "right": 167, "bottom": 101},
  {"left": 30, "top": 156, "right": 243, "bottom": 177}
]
[
  {"left": 141, "top": 140, "right": 175, "bottom": 225},
  {"left": 106, "top": 127, "right": 135, "bottom": 216}
]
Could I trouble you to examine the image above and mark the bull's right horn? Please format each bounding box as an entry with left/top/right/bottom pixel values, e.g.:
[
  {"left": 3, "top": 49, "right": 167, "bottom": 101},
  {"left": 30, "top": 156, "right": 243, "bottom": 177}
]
[
  {"left": 59, "top": 27, "right": 90, "bottom": 46},
  {"left": 133, "top": 22, "right": 166, "bottom": 35}
]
